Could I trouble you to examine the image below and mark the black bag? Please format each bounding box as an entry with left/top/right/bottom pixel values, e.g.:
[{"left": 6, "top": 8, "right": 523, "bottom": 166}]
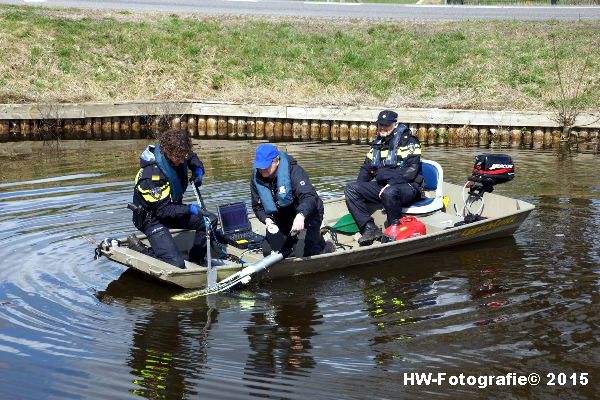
[{"left": 128, "top": 203, "right": 147, "bottom": 230}]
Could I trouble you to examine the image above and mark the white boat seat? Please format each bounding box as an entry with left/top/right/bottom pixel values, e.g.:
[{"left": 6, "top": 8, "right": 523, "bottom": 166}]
[{"left": 402, "top": 159, "right": 444, "bottom": 214}]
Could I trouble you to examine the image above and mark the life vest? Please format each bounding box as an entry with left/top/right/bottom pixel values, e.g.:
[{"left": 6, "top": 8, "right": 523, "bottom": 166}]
[
  {"left": 369, "top": 124, "right": 412, "bottom": 168},
  {"left": 151, "top": 144, "right": 187, "bottom": 202},
  {"left": 253, "top": 151, "right": 293, "bottom": 215}
]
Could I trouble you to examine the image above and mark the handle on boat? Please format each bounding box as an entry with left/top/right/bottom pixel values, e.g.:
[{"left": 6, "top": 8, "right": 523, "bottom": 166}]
[{"left": 171, "top": 251, "right": 285, "bottom": 300}]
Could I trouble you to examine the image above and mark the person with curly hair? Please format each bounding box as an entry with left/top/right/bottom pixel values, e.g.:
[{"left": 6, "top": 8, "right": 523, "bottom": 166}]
[{"left": 127, "top": 128, "right": 216, "bottom": 268}]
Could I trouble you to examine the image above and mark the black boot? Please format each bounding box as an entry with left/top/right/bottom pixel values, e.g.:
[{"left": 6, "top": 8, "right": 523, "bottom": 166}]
[
  {"left": 358, "top": 221, "right": 382, "bottom": 246},
  {"left": 127, "top": 234, "right": 149, "bottom": 254}
]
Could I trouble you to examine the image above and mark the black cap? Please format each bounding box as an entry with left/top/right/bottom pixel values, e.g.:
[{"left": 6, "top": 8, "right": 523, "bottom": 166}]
[{"left": 375, "top": 110, "right": 398, "bottom": 125}]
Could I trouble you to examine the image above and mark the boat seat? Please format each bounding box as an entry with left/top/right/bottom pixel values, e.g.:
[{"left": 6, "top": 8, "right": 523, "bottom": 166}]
[{"left": 402, "top": 159, "right": 444, "bottom": 214}]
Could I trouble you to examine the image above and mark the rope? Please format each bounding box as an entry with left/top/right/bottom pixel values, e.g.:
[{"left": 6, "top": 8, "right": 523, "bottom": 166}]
[{"left": 321, "top": 226, "right": 352, "bottom": 250}]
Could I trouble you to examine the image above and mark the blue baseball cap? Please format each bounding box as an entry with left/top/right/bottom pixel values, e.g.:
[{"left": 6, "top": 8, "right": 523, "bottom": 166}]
[{"left": 253, "top": 144, "right": 279, "bottom": 169}]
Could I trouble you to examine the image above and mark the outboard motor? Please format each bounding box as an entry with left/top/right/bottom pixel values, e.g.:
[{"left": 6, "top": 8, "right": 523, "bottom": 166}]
[
  {"left": 467, "top": 154, "right": 515, "bottom": 195},
  {"left": 459, "top": 154, "right": 515, "bottom": 221}
]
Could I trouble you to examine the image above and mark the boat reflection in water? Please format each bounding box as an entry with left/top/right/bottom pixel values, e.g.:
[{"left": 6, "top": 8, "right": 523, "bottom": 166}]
[{"left": 356, "top": 237, "right": 524, "bottom": 367}]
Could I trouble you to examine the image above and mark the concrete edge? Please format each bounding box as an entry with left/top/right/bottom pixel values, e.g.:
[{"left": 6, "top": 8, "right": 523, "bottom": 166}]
[{"left": 0, "top": 101, "right": 598, "bottom": 128}]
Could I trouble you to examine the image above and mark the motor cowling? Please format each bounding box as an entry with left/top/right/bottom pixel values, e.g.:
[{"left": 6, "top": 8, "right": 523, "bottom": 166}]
[
  {"left": 468, "top": 154, "right": 515, "bottom": 193},
  {"left": 382, "top": 216, "right": 426, "bottom": 243}
]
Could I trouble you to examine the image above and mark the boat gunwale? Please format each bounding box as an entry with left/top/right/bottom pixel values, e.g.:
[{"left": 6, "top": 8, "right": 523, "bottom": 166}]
[{"left": 102, "top": 192, "right": 535, "bottom": 278}]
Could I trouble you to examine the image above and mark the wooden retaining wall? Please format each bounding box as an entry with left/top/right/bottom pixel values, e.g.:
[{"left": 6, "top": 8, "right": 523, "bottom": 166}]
[{"left": 0, "top": 101, "right": 598, "bottom": 148}]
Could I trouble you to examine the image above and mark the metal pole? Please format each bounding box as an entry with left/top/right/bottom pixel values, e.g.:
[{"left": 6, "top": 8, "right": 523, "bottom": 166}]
[{"left": 191, "top": 184, "right": 217, "bottom": 289}]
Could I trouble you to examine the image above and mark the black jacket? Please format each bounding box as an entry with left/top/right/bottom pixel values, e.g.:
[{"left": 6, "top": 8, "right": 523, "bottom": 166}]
[
  {"left": 250, "top": 154, "right": 324, "bottom": 225},
  {"left": 357, "top": 127, "right": 422, "bottom": 186},
  {"left": 133, "top": 145, "right": 204, "bottom": 220}
]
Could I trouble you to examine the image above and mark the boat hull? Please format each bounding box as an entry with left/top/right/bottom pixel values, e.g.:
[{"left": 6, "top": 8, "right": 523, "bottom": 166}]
[{"left": 100, "top": 182, "right": 534, "bottom": 289}]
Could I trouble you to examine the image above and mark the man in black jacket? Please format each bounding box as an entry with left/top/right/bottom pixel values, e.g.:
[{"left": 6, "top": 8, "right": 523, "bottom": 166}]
[
  {"left": 344, "top": 110, "right": 423, "bottom": 245},
  {"left": 128, "top": 128, "right": 215, "bottom": 268},
  {"left": 250, "top": 144, "right": 326, "bottom": 257}
]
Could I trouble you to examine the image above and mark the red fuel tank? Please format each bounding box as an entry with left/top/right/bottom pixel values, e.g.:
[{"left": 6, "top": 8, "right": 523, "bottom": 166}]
[{"left": 382, "top": 216, "right": 426, "bottom": 242}]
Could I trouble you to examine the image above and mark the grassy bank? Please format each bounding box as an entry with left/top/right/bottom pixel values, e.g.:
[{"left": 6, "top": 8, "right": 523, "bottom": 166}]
[{"left": 0, "top": 5, "right": 599, "bottom": 111}]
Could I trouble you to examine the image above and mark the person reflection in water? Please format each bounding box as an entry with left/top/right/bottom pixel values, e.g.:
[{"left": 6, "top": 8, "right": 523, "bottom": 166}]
[
  {"left": 243, "top": 296, "right": 319, "bottom": 385},
  {"left": 96, "top": 271, "right": 216, "bottom": 399}
]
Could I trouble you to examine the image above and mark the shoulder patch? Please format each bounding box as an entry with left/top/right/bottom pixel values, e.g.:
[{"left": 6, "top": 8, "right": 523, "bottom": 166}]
[{"left": 150, "top": 187, "right": 163, "bottom": 200}]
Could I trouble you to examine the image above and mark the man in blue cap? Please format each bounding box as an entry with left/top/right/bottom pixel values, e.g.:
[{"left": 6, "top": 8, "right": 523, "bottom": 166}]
[
  {"left": 250, "top": 143, "right": 326, "bottom": 257},
  {"left": 344, "top": 110, "right": 423, "bottom": 245}
]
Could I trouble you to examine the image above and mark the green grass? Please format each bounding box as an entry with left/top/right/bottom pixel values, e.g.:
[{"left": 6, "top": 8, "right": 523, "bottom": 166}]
[{"left": 0, "top": 5, "right": 598, "bottom": 112}]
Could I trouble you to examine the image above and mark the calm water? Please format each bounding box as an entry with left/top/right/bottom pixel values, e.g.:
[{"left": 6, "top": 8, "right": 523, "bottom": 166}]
[{"left": 0, "top": 140, "right": 598, "bottom": 399}]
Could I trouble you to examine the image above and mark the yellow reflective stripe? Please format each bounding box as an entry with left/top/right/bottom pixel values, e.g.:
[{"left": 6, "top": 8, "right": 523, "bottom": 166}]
[
  {"left": 398, "top": 144, "right": 421, "bottom": 158},
  {"left": 134, "top": 168, "right": 143, "bottom": 185},
  {"left": 137, "top": 182, "right": 171, "bottom": 203}
]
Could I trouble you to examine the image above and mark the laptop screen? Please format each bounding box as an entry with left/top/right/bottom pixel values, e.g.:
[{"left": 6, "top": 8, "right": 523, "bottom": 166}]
[{"left": 218, "top": 202, "right": 251, "bottom": 234}]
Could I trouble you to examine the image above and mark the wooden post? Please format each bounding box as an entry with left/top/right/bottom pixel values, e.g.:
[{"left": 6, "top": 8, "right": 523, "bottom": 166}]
[
  {"left": 283, "top": 120, "right": 292, "bottom": 141},
  {"left": 264, "top": 118, "right": 275, "bottom": 141},
  {"left": 467, "top": 126, "right": 479, "bottom": 146},
  {"left": 523, "top": 128, "right": 533, "bottom": 147},
  {"left": 510, "top": 129, "right": 522, "bottom": 146},
  {"left": 274, "top": 119, "right": 283, "bottom": 141},
  {"left": 171, "top": 116, "right": 181, "bottom": 130},
  {"left": 308, "top": 120, "right": 319, "bottom": 141},
  {"left": 20, "top": 120, "right": 31, "bottom": 140},
  {"left": 150, "top": 116, "right": 160, "bottom": 137},
  {"left": 217, "top": 117, "right": 227, "bottom": 138},
  {"left": 320, "top": 121, "right": 330, "bottom": 142},
  {"left": 447, "top": 127, "right": 457, "bottom": 145},
  {"left": 409, "top": 124, "right": 418, "bottom": 137},
  {"left": 499, "top": 129, "right": 510, "bottom": 147},
  {"left": 367, "top": 123, "right": 377, "bottom": 142},
  {"left": 206, "top": 117, "right": 217, "bottom": 138},
  {"left": 187, "top": 116, "right": 197, "bottom": 137},
  {"left": 83, "top": 118, "right": 93, "bottom": 139},
  {"left": 477, "top": 127, "right": 487, "bottom": 147},
  {"left": 255, "top": 118, "right": 265, "bottom": 139},
  {"left": 339, "top": 122, "right": 349, "bottom": 143},
  {"left": 28, "top": 120, "right": 38, "bottom": 140},
  {"left": 427, "top": 127, "right": 436, "bottom": 145},
  {"left": 121, "top": 117, "right": 132, "bottom": 139},
  {"left": 552, "top": 129, "right": 561, "bottom": 144},
  {"left": 0, "top": 120, "right": 10, "bottom": 142},
  {"left": 246, "top": 118, "right": 256, "bottom": 139},
  {"left": 330, "top": 121, "right": 340, "bottom": 142},
  {"left": 533, "top": 128, "right": 544, "bottom": 148},
  {"left": 358, "top": 122, "right": 368, "bottom": 144},
  {"left": 417, "top": 126, "right": 427, "bottom": 143},
  {"left": 101, "top": 118, "right": 112, "bottom": 140},
  {"left": 111, "top": 118, "right": 121, "bottom": 139},
  {"left": 349, "top": 122, "right": 359, "bottom": 143},
  {"left": 238, "top": 117, "right": 247, "bottom": 139},
  {"left": 543, "top": 128, "right": 552, "bottom": 147},
  {"left": 292, "top": 120, "right": 302, "bottom": 141},
  {"left": 437, "top": 126, "right": 448, "bottom": 144},
  {"left": 197, "top": 116, "right": 207, "bottom": 138},
  {"left": 72, "top": 119, "right": 83, "bottom": 139},
  {"left": 227, "top": 117, "right": 237, "bottom": 139},
  {"left": 301, "top": 120, "right": 310, "bottom": 141},
  {"left": 180, "top": 115, "right": 187, "bottom": 131}
]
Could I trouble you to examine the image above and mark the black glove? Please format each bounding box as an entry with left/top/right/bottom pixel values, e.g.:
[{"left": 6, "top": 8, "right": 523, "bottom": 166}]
[
  {"left": 192, "top": 175, "right": 203, "bottom": 188},
  {"left": 192, "top": 168, "right": 204, "bottom": 188}
]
